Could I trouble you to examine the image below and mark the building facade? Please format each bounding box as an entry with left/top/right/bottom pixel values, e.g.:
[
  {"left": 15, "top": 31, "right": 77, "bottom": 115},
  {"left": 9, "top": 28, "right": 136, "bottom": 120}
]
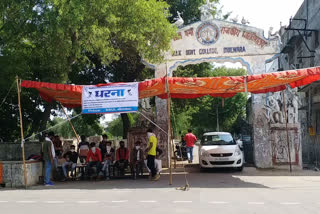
[{"left": 280, "top": 0, "right": 320, "bottom": 168}]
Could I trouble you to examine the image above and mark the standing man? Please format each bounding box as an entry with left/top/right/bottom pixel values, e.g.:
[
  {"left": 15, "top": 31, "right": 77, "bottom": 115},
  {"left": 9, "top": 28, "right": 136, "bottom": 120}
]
[
  {"left": 184, "top": 129, "right": 197, "bottom": 163},
  {"left": 145, "top": 128, "right": 159, "bottom": 181},
  {"left": 42, "top": 131, "right": 56, "bottom": 186}
]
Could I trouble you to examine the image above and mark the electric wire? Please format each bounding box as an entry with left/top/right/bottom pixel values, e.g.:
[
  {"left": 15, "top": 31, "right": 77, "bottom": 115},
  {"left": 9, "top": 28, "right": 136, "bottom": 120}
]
[
  {"left": 0, "top": 81, "right": 15, "bottom": 108},
  {"left": 23, "top": 113, "right": 82, "bottom": 142},
  {"left": 137, "top": 111, "right": 168, "bottom": 135}
]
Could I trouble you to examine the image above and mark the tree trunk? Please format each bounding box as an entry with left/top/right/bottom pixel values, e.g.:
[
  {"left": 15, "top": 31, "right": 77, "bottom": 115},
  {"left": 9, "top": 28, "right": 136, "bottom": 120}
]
[{"left": 121, "top": 113, "right": 131, "bottom": 139}]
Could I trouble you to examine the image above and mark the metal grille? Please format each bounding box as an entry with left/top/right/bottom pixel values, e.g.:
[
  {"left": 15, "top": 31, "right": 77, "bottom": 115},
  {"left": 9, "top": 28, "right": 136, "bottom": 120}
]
[
  {"left": 210, "top": 161, "right": 234, "bottom": 165},
  {"left": 210, "top": 153, "right": 233, "bottom": 157}
]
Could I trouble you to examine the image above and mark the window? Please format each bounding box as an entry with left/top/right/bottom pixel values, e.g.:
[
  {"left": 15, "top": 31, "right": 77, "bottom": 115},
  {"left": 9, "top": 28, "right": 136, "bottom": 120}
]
[{"left": 201, "top": 134, "right": 236, "bottom": 146}]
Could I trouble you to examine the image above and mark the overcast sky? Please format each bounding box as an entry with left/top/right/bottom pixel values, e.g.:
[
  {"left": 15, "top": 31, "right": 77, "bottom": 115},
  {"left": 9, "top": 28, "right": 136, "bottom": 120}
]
[{"left": 219, "top": 0, "right": 304, "bottom": 35}]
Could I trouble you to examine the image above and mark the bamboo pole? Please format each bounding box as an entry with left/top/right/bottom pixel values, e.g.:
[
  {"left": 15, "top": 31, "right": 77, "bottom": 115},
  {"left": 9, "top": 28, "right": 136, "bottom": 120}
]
[
  {"left": 165, "top": 64, "right": 173, "bottom": 185},
  {"left": 59, "top": 103, "right": 80, "bottom": 143},
  {"left": 16, "top": 76, "right": 28, "bottom": 188},
  {"left": 167, "top": 95, "right": 173, "bottom": 185},
  {"left": 282, "top": 92, "right": 292, "bottom": 172}
]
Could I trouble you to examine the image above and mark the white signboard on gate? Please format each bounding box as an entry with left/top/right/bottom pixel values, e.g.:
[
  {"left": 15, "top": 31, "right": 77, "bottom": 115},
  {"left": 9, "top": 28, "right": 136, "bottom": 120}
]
[{"left": 82, "top": 83, "right": 139, "bottom": 114}]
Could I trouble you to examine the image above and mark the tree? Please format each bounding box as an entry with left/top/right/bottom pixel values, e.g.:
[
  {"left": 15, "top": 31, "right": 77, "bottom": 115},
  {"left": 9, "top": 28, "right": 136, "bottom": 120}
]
[
  {"left": 167, "top": 0, "right": 222, "bottom": 25},
  {"left": 0, "top": 0, "right": 176, "bottom": 141},
  {"left": 172, "top": 65, "right": 248, "bottom": 137},
  {"left": 47, "top": 114, "right": 104, "bottom": 139},
  {"left": 104, "top": 113, "right": 139, "bottom": 138}
]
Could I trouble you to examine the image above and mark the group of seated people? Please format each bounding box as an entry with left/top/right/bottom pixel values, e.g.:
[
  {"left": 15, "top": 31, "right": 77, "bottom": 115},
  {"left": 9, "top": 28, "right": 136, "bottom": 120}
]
[{"left": 57, "top": 134, "right": 162, "bottom": 180}]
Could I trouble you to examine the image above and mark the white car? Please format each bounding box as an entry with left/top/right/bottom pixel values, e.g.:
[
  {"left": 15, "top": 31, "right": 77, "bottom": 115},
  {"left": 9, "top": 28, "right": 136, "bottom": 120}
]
[{"left": 199, "top": 132, "right": 244, "bottom": 171}]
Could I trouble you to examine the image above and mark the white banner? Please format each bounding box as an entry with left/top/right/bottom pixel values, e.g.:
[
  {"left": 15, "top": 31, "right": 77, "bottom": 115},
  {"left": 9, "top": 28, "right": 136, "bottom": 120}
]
[{"left": 82, "top": 83, "right": 139, "bottom": 114}]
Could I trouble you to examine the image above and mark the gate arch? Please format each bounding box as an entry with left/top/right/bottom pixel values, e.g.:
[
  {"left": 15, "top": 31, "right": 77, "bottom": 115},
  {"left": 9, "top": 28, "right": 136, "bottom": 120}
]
[
  {"left": 144, "top": 3, "right": 299, "bottom": 169},
  {"left": 167, "top": 57, "right": 252, "bottom": 75}
]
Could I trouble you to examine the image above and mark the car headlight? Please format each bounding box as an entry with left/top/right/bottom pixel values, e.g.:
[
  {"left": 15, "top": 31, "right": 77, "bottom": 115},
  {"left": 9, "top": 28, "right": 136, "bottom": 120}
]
[
  {"left": 200, "top": 150, "right": 210, "bottom": 157},
  {"left": 235, "top": 147, "right": 242, "bottom": 156}
]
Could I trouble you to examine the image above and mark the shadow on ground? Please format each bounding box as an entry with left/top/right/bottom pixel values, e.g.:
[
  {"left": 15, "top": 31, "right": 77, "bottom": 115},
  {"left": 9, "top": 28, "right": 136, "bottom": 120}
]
[
  {"left": 3, "top": 166, "right": 320, "bottom": 191},
  {"left": 184, "top": 164, "right": 320, "bottom": 176},
  {"left": 16, "top": 166, "right": 270, "bottom": 191}
]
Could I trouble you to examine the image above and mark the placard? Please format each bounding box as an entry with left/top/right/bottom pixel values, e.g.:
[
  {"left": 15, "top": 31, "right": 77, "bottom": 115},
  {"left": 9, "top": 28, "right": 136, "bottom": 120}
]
[{"left": 82, "top": 83, "right": 138, "bottom": 114}]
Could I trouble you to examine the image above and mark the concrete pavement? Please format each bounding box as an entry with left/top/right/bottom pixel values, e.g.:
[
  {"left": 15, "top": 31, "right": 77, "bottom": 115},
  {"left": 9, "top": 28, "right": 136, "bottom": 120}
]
[{"left": 1, "top": 167, "right": 320, "bottom": 214}]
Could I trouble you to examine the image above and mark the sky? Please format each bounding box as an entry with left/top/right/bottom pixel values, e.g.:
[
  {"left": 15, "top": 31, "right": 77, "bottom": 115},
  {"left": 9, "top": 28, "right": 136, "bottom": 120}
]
[
  {"left": 102, "top": 0, "right": 305, "bottom": 124},
  {"left": 218, "top": 0, "right": 304, "bottom": 35},
  {"left": 214, "top": 0, "right": 304, "bottom": 69}
]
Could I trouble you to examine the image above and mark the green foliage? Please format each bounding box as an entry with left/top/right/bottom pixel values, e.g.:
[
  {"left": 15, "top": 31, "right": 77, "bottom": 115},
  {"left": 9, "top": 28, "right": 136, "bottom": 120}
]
[
  {"left": 171, "top": 64, "right": 248, "bottom": 137},
  {"left": 51, "top": 0, "right": 176, "bottom": 64},
  {"left": 47, "top": 113, "right": 104, "bottom": 138},
  {"left": 106, "top": 116, "right": 123, "bottom": 139},
  {"left": 167, "top": 0, "right": 219, "bottom": 24},
  {"left": 105, "top": 113, "right": 139, "bottom": 138},
  {"left": 0, "top": 0, "right": 177, "bottom": 141}
]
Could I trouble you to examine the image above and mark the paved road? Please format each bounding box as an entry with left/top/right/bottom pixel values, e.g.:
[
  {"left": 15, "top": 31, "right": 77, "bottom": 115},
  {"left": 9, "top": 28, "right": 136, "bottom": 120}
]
[{"left": 1, "top": 167, "right": 320, "bottom": 214}]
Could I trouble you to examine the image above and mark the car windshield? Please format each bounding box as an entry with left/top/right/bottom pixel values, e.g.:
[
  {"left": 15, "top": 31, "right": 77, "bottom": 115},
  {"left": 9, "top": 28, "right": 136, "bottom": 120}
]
[{"left": 201, "top": 134, "right": 236, "bottom": 146}]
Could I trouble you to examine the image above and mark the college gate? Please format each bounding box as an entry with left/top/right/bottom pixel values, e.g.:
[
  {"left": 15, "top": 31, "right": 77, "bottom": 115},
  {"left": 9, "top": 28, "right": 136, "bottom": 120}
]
[{"left": 144, "top": 3, "right": 301, "bottom": 169}]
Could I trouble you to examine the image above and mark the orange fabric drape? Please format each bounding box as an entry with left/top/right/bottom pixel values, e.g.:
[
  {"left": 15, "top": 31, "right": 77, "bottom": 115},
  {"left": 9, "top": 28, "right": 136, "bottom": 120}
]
[{"left": 21, "top": 66, "right": 320, "bottom": 108}]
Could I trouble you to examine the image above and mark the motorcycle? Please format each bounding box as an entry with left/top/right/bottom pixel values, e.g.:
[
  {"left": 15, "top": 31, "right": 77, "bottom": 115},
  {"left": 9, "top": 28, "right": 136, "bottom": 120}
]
[{"left": 174, "top": 140, "right": 188, "bottom": 161}]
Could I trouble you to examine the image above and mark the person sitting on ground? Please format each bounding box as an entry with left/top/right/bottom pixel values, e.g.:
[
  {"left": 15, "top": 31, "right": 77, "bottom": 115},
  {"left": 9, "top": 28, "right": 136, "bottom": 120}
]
[
  {"left": 130, "top": 141, "right": 144, "bottom": 179},
  {"left": 86, "top": 142, "right": 102, "bottom": 179},
  {"left": 115, "top": 141, "right": 129, "bottom": 176},
  {"left": 99, "top": 134, "right": 108, "bottom": 158},
  {"left": 78, "top": 135, "right": 89, "bottom": 164},
  {"left": 101, "top": 141, "right": 115, "bottom": 180},
  {"left": 62, "top": 145, "right": 78, "bottom": 180}
]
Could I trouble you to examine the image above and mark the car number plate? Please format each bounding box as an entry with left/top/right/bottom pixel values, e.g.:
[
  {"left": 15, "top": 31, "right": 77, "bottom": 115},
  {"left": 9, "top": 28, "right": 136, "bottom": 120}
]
[{"left": 215, "top": 157, "right": 229, "bottom": 161}]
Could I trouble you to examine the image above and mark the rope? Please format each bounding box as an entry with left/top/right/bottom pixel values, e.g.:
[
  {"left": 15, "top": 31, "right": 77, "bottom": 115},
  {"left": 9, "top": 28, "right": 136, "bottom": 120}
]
[
  {"left": 23, "top": 113, "right": 82, "bottom": 141},
  {"left": 137, "top": 111, "right": 168, "bottom": 135},
  {"left": 0, "top": 81, "right": 15, "bottom": 108}
]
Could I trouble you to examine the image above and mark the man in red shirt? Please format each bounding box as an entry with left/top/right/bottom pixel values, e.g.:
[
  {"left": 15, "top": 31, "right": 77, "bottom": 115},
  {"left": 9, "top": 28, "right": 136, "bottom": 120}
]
[
  {"left": 86, "top": 142, "right": 102, "bottom": 178},
  {"left": 184, "top": 129, "right": 197, "bottom": 163},
  {"left": 115, "top": 141, "right": 129, "bottom": 176}
]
